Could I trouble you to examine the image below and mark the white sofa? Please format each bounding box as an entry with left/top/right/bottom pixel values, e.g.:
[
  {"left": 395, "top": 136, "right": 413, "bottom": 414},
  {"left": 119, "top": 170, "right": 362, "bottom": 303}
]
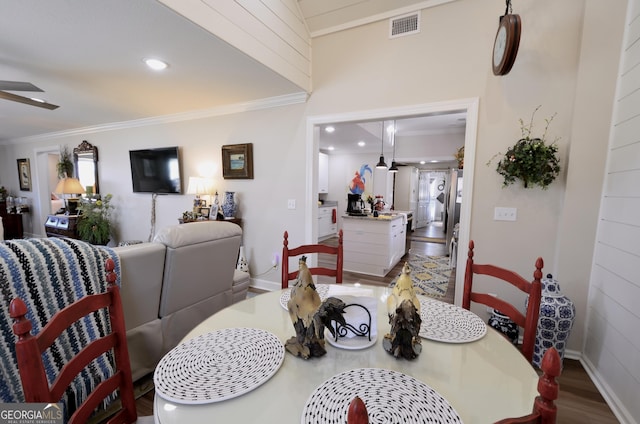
[{"left": 115, "top": 220, "right": 249, "bottom": 380}]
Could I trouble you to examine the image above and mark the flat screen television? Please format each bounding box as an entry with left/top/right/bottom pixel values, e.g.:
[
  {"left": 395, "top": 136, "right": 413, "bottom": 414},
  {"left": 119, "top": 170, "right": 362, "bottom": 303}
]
[{"left": 129, "top": 147, "right": 183, "bottom": 194}]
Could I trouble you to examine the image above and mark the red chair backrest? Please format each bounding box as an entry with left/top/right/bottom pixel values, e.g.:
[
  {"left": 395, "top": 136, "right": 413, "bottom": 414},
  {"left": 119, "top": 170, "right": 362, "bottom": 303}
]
[
  {"left": 463, "top": 240, "right": 543, "bottom": 363},
  {"left": 10, "top": 258, "right": 138, "bottom": 424},
  {"left": 281, "top": 230, "right": 343, "bottom": 289}
]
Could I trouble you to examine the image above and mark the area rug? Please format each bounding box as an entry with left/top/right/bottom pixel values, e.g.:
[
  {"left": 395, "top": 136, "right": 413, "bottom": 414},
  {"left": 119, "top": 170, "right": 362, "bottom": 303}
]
[
  {"left": 410, "top": 235, "right": 446, "bottom": 244},
  {"left": 389, "top": 254, "right": 451, "bottom": 298}
]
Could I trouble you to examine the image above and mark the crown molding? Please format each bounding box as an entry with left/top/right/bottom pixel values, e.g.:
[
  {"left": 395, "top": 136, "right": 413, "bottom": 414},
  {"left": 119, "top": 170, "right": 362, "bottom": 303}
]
[{"left": 5, "top": 92, "right": 309, "bottom": 145}]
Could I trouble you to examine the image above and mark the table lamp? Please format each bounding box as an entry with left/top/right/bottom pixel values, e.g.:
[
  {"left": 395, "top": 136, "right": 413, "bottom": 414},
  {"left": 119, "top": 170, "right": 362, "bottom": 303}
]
[
  {"left": 54, "top": 177, "right": 85, "bottom": 215},
  {"left": 186, "top": 177, "right": 215, "bottom": 217}
]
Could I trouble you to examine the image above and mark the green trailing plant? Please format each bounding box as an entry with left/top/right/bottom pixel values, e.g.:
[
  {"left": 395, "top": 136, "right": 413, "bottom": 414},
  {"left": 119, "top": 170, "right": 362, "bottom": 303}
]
[
  {"left": 57, "top": 145, "right": 74, "bottom": 178},
  {"left": 77, "top": 194, "right": 113, "bottom": 245},
  {"left": 489, "top": 106, "right": 561, "bottom": 189},
  {"left": 454, "top": 146, "right": 464, "bottom": 169}
]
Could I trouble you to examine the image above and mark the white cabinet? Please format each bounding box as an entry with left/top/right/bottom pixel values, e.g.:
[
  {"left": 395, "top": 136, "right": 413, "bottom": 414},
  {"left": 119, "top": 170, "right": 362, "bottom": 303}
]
[
  {"left": 318, "top": 206, "right": 337, "bottom": 240},
  {"left": 318, "top": 152, "right": 329, "bottom": 193},
  {"left": 342, "top": 215, "right": 406, "bottom": 276}
]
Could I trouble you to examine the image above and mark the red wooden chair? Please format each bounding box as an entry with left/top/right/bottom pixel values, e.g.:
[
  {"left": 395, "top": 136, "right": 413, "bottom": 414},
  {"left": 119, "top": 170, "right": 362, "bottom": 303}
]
[
  {"left": 495, "top": 347, "right": 562, "bottom": 423},
  {"left": 10, "top": 258, "right": 149, "bottom": 424},
  {"left": 281, "top": 230, "right": 343, "bottom": 289},
  {"left": 463, "top": 240, "right": 543, "bottom": 363}
]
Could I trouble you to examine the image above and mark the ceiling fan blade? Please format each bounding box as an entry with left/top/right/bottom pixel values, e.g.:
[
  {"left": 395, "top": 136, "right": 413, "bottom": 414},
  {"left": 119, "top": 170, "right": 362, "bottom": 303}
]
[
  {"left": 0, "top": 90, "right": 59, "bottom": 110},
  {"left": 0, "top": 80, "right": 44, "bottom": 92}
]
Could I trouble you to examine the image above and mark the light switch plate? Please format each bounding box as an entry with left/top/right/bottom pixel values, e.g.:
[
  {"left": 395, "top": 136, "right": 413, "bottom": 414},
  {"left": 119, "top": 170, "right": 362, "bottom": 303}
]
[{"left": 494, "top": 207, "right": 517, "bottom": 221}]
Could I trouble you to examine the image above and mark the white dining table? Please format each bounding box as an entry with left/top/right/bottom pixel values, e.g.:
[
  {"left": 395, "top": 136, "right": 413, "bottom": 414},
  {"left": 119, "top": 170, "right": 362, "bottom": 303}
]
[{"left": 154, "top": 284, "right": 538, "bottom": 423}]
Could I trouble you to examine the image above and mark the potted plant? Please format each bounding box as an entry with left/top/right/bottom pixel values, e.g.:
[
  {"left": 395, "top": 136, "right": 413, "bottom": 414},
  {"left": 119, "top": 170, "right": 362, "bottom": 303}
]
[
  {"left": 454, "top": 146, "right": 464, "bottom": 169},
  {"left": 77, "top": 194, "right": 113, "bottom": 245},
  {"left": 489, "top": 106, "right": 561, "bottom": 189},
  {"left": 57, "top": 145, "right": 74, "bottom": 178}
]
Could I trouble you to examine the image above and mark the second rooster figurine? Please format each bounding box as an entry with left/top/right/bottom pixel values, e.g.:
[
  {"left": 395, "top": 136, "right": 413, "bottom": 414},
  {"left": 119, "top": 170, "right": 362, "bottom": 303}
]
[
  {"left": 383, "top": 262, "right": 422, "bottom": 359},
  {"left": 286, "top": 256, "right": 347, "bottom": 359}
]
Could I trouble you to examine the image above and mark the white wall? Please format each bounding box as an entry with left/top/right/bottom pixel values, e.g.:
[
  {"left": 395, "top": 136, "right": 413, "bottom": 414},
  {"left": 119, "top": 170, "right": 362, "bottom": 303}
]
[
  {"left": 0, "top": 3, "right": 634, "bottom": 418},
  {"left": 583, "top": 0, "right": 640, "bottom": 422}
]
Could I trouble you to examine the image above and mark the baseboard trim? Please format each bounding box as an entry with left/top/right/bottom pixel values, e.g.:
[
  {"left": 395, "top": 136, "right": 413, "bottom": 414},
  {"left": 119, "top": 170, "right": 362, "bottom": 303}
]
[
  {"left": 580, "top": 355, "right": 637, "bottom": 424},
  {"left": 250, "top": 278, "right": 280, "bottom": 292}
]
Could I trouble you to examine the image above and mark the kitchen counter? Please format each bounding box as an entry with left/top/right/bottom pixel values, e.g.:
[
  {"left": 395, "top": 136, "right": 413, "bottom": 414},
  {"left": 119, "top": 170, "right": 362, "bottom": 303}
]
[{"left": 342, "top": 213, "right": 407, "bottom": 276}]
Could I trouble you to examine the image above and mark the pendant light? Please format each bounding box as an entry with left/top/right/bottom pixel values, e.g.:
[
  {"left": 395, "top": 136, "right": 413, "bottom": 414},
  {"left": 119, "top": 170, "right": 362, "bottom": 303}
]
[
  {"left": 389, "top": 120, "right": 399, "bottom": 173},
  {"left": 376, "top": 121, "right": 387, "bottom": 169}
]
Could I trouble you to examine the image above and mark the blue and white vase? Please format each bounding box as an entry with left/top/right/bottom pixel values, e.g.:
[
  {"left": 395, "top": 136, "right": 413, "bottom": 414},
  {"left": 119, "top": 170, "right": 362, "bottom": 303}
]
[
  {"left": 488, "top": 309, "right": 519, "bottom": 345},
  {"left": 530, "top": 274, "right": 576, "bottom": 368},
  {"left": 221, "top": 191, "right": 236, "bottom": 218}
]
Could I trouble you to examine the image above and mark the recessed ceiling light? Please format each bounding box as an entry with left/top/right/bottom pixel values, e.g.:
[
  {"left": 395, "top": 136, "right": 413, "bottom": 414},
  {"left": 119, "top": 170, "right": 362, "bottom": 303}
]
[
  {"left": 430, "top": 160, "right": 439, "bottom": 163},
  {"left": 327, "top": 146, "right": 335, "bottom": 151},
  {"left": 30, "top": 97, "right": 45, "bottom": 103},
  {"left": 357, "top": 141, "right": 365, "bottom": 147},
  {"left": 144, "top": 58, "right": 168, "bottom": 71},
  {"left": 420, "top": 160, "right": 426, "bottom": 165},
  {"left": 325, "top": 126, "right": 335, "bottom": 133}
]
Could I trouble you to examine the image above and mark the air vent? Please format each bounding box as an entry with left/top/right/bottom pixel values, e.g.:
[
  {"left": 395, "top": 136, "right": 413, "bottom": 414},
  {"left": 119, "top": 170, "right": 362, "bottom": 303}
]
[{"left": 389, "top": 12, "right": 420, "bottom": 39}]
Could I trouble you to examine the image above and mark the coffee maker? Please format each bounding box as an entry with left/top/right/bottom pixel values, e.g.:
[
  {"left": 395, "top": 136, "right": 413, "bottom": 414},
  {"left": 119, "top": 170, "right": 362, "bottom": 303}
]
[{"left": 347, "top": 193, "right": 365, "bottom": 215}]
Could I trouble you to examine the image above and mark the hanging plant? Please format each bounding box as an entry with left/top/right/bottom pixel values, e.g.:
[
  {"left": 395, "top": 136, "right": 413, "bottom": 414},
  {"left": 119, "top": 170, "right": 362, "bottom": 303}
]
[{"left": 488, "top": 106, "right": 561, "bottom": 189}]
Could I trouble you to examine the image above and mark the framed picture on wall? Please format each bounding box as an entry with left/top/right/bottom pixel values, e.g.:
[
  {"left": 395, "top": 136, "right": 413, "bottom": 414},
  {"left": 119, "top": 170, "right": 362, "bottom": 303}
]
[
  {"left": 222, "top": 143, "right": 253, "bottom": 179},
  {"left": 17, "top": 158, "right": 31, "bottom": 191}
]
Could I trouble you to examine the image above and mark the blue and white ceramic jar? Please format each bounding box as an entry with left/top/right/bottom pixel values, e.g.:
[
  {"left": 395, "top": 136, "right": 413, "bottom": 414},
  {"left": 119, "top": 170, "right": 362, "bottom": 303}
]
[
  {"left": 531, "top": 274, "right": 576, "bottom": 368},
  {"left": 221, "top": 191, "right": 236, "bottom": 218},
  {"left": 488, "top": 309, "right": 519, "bottom": 346}
]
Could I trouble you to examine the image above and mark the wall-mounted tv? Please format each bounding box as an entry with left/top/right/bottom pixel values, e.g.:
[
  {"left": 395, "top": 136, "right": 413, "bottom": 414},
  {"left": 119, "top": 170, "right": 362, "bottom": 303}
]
[{"left": 129, "top": 147, "right": 182, "bottom": 194}]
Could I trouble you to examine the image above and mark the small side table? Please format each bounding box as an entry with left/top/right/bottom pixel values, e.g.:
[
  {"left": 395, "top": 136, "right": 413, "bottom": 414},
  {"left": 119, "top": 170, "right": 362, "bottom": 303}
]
[{"left": 45, "top": 215, "right": 80, "bottom": 239}]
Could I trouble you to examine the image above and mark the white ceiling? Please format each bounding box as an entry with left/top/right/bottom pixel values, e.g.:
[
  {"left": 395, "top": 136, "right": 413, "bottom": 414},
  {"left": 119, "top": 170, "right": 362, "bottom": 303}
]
[{"left": 0, "top": 0, "right": 459, "bottom": 147}]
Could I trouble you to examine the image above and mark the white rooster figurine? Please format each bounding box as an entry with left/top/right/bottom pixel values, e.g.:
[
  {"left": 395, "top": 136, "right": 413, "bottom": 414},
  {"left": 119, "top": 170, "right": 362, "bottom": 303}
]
[
  {"left": 285, "top": 256, "right": 346, "bottom": 359},
  {"left": 383, "top": 262, "right": 422, "bottom": 359}
]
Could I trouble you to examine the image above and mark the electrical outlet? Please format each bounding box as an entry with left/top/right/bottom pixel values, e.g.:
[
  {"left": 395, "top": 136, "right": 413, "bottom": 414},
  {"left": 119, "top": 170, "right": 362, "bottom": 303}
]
[
  {"left": 287, "top": 199, "right": 296, "bottom": 209},
  {"left": 494, "top": 207, "right": 517, "bottom": 221},
  {"left": 271, "top": 253, "right": 280, "bottom": 269}
]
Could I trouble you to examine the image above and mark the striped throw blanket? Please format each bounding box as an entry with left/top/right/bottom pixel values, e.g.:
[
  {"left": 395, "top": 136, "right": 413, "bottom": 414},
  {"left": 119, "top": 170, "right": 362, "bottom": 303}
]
[{"left": 0, "top": 238, "right": 121, "bottom": 416}]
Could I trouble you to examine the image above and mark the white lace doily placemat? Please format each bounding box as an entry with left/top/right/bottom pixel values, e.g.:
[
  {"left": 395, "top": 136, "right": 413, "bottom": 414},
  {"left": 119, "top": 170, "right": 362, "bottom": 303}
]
[
  {"left": 280, "top": 283, "right": 330, "bottom": 310},
  {"left": 418, "top": 296, "right": 486, "bottom": 343},
  {"left": 154, "top": 327, "right": 284, "bottom": 404},
  {"left": 301, "top": 368, "right": 462, "bottom": 423}
]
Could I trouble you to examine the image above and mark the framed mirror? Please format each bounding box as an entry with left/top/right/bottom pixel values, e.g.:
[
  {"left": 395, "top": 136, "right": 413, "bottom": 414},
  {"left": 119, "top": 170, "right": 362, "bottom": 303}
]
[{"left": 73, "top": 140, "right": 99, "bottom": 195}]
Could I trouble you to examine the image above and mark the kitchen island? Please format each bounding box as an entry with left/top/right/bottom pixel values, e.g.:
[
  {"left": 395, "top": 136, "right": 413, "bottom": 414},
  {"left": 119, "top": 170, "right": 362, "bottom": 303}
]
[{"left": 342, "top": 213, "right": 407, "bottom": 276}]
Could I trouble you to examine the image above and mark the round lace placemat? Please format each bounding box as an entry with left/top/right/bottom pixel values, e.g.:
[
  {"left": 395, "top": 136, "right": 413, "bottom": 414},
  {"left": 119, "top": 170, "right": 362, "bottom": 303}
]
[
  {"left": 280, "top": 283, "right": 330, "bottom": 310},
  {"left": 301, "top": 368, "right": 462, "bottom": 423},
  {"left": 154, "top": 327, "right": 284, "bottom": 404},
  {"left": 419, "top": 296, "right": 486, "bottom": 343}
]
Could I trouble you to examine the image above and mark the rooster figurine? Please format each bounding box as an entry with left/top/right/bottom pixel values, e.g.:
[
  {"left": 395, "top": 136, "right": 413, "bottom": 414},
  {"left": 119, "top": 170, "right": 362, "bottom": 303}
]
[
  {"left": 383, "top": 262, "right": 422, "bottom": 359},
  {"left": 285, "top": 256, "right": 347, "bottom": 359}
]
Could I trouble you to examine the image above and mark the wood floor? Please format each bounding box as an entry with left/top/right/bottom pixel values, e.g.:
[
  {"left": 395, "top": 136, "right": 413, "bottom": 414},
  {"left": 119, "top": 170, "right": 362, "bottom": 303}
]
[{"left": 128, "top": 222, "right": 619, "bottom": 423}]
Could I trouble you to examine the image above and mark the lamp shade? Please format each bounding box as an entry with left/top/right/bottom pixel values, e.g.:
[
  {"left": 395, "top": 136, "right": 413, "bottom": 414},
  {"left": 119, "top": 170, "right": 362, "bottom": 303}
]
[
  {"left": 186, "top": 177, "right": 214, "bottom": 195},
  {"left": 54, "top": 177, "right": 85, "bottom": 194}
]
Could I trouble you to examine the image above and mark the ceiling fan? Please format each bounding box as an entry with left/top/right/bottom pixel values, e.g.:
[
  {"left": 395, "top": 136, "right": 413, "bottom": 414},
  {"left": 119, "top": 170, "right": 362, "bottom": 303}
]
[{"left": 0, "top": 80, "right": 59, "bottom": 110}]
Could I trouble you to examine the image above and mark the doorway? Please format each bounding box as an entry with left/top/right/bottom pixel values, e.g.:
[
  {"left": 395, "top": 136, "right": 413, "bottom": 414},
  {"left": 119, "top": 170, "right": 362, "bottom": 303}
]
[{"left": 305, "top": 98, "right": 479, "bottom": 306}]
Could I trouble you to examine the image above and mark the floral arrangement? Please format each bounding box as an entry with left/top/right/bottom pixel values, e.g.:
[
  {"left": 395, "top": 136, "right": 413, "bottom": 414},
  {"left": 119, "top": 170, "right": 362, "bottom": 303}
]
[
  {"left": 77, "top": 194, "right": 113, "bottom": 245},
  {"left": 489, "top": 106, "right": 561, "bottom": 189}
]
